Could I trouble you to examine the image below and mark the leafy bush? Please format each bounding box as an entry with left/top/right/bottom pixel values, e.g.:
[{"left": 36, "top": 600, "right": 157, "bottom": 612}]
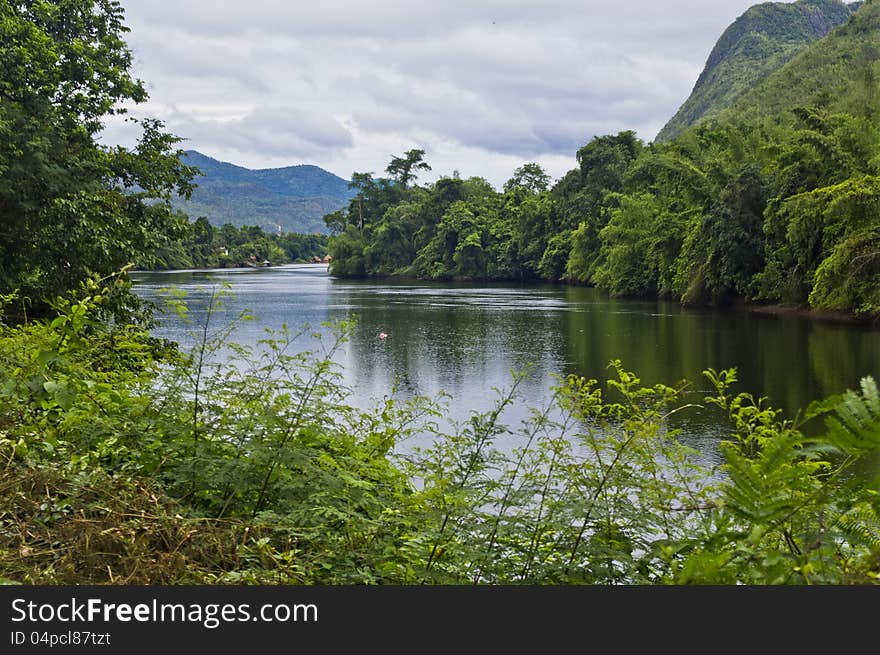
[{"left": 1, "top": 284, "right": 877, "bottom": 585}]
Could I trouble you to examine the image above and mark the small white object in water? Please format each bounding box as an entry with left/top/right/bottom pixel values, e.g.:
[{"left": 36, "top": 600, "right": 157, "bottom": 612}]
[{"left": 379, "top": 332, "right": 388, "bottom": 340}]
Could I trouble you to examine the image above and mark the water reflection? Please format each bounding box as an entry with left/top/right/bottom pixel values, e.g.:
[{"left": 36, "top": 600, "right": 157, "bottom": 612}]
[
  {"left": 131, "top": 265, "right": 880, "bottom": 459},
  {"left": 327, "top": 280, "right": 569, "bottom": 418}
]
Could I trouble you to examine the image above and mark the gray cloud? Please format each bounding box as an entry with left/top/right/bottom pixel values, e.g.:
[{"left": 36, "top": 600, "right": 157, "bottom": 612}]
[
  {"left": 130, "top": 31, "right": 273, "bottom": 94},
  {"left": 162, "top": 107, "right": 354, "bottom": 160},
  {"left": 115, "top": 0, "right": 790, "bottom": 186}
]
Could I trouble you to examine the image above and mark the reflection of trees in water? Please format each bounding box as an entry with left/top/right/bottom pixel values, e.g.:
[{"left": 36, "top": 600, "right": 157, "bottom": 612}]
[
  {"left": 807, "top": 322, "right": 880, "bottom": 404},
  {"left": 558, "top": 286, "right": 880, "bottom": 444},
  {"left": 326, "top": 281, "right": 571, "bottom": 423},
  {"left": 561, "top": 286, "right": 697, "bottom": 387},
  {"left": 134, "top": 272, "right": 880, "bottom": 455}
]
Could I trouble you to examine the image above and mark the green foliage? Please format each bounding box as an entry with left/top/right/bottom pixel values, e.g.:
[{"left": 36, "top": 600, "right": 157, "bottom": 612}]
[
  {"left": 799, "top": 176, "right": 880, "bottom": 314},
  {"left": 328, "top": 154, "right": 519, "bottom": 281},
  {"left": 3, "top": 0, "right": 880, "bottom": 587},
  {"left": 591, "top": 193, "right": 679, "bottom": 296},
  {"left": 148, "top": 219, "right": 328, "bottom": 271},
  {"left": 2, "top": 285, "right": 878, "bottom": 585},
  {"left": 385, "top": 149, "right": 432, "bottom": 189},
  {"left": 405, "top": 365, "right": 720, "bottom": 584},
  {"left": 363, "top": 202, "right": 421, "bottom": 275},
  {"left": 0, "top": 0, "right": 197, "bottom": 318},
  {"left": 0, "top": 284, "right": 438, "bottom": 583},
  {"left": 328, "top": 73, "right": 880, "bottom": 316},
  {"left": 537, "top": 230, "right": 571, "bottom": 281},
  {"left": 412, "top": 201, "right": 490, "bottom": 279},
  {"left": 671, "top": 368, "right": 880, "bottom": 584},
  {"left": 719, "top": 0, "right": 880, "bottom": 128},
  {"left": 556, "top": 132, "right": 646, "bottom": 283},
  {"left": 328, "top": 226, "right": 368, "bottom": 276},
  {"left": 657, "top": 0, "right": 858, "bottom": 141},
  {"left": 504, "top": 163, "right": 551, "bottom": 194},
  {"left": 327, "top": 135, "right": 642, "bottom": 287},
  {"left": 676, "top": 165, "right": 768, "bottom": 304}
]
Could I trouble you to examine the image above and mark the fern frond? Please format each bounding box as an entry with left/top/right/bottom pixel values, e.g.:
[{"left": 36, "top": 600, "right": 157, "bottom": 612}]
[
  {"left": 860, "top": 377, "right": 880, "bottom": 416},
  {"left": 834, "top": 501, "right": 880, "bottom": 551},
  {"left": 818, "top": 376, "right": 880, "bottom": 455}
]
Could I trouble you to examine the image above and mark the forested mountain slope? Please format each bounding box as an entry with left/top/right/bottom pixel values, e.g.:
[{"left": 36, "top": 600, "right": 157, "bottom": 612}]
[
  {"left": 173, "top": 150, "right": 355, "bottom": 235},
  {"left": 716, "top": 0, "right": 879, "bottom": 125},
  {"left": 656, "top": 0, "right": 859, "bottom": 142}
]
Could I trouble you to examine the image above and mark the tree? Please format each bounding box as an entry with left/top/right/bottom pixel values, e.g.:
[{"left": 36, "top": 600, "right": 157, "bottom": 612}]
[
  {"left": 676, "top": 165, "right": 767, "bottom": 305},
  {"left": 323, "top": 209, "right": 347, "bottom": 234},
  {"left": 576, "top": 131, "right": 643, "bottom": 193},
  {"left": 385, "top": 149, "right": 432, "bottom": 188},
  {"left": 508, "top": 193, "right": 552, "bottom": 278},
  {"left": 503, "top": 163, "right": 551, "bottom": 194},
  {"left": 187, "top": 216, "right": 214, "bottom": 263},
  {"left": 0, "top": 0, "right": 197, "bottom": 319},
  {"left": 345, "top": 172, "right": 380, "bottom": 229},
  {"left": 592, "top": 192, "right": 666, "bottom": 296},
  {"left": 552, "top": 132, "right": 646, "bottom": 284}
]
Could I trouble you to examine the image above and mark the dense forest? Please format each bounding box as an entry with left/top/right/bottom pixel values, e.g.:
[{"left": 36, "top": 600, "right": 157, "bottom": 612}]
[
  {"left": 145, "top": 218, "right": 327, "bottom": 271},
  {"left": 1, "top": 0, "right": 878, "bottom": 587},
  {"left": 328, "top": 1, "right": 880, "bottom": 319}
]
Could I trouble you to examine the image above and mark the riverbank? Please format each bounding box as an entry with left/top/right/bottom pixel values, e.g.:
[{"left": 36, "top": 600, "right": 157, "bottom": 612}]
[
  {"left": 736, "top": 301, "right": 878, "bottom": 326},
  {"left": 137, "top": 260, "right": 329, "bottom": 274},
  {"left": 327, "top": 269, "right": 880, "bottom": 328}
]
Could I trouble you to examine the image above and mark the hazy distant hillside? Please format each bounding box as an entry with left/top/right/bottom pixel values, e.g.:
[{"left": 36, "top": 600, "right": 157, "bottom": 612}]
[
  {"left": 173, "top": 150, "right": 355, "bottom": 234},
  {"left": 656, "top": 0, "right": 859, "bottom": 142}
]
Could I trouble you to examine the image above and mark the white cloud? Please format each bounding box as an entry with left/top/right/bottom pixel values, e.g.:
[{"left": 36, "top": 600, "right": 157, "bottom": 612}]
[{"left": 112, "top": 0, "right": 790, "bottom": 187}]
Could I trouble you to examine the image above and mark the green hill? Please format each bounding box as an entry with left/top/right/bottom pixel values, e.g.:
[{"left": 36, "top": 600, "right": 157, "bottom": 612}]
[
  {"left": 656, "top": 0, "right": 860, "bottom": 142},
  {"left": 717, "top": 0, "right": 879, "bottom": 125},
  {"left": 173, "top": 150, "right": 355, "bottom": 234}
]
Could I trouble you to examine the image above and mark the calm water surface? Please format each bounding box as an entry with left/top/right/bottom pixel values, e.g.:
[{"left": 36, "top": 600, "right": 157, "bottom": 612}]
[{"left": 131, "top": 264, "right": 880, "bottom": 459}]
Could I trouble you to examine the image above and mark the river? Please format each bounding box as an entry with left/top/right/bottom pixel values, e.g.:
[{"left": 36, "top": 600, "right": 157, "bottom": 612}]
[{"left": 131, "top": 263, "right": 880, "bottom": 460}]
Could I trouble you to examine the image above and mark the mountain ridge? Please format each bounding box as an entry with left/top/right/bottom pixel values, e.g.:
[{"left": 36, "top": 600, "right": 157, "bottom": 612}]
[
  {"left": 715, "top": 0, "right": 880, "bottom": 125},
  {"left": 172, "top": 150, "right": 355, "bottom": 235},
  {"left": 656, "top": 0, "right": 860, "bottom": 142}
]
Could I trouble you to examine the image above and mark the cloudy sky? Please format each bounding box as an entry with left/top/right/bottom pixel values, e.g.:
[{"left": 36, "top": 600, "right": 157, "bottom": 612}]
[{"left": 104, "top": 0, "right": 783, "bottom": 188}]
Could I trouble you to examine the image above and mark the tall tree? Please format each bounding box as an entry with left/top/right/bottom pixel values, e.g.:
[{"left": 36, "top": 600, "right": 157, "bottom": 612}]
[
  {"left": 0, "top": 0, "right": 197, "bottom": 318},
  {"left": 503, "top": 163, "right": 551, "bottom": 194},
  {"left": 385, "top": 149, "right": 432, "bottom": 188}
]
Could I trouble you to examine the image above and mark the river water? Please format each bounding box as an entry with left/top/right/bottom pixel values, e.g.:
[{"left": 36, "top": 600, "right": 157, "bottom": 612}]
[{"left": 131, "top": 264, "right": 880, "bottom": 459}]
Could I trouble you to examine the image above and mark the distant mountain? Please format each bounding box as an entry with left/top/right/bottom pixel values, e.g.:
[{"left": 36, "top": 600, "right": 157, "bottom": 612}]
[
  {"left": 173, "top": 150, "right": 355, "bottom": 234},
  {"left": 656, "top": 0, "right": 860, "bottom": 142}
]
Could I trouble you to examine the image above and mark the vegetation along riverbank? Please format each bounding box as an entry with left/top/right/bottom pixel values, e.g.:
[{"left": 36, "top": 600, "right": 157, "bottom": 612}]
[
  {"left": 327, "top": 2, "right": 880, "bottom": 322},
  {"left": 0, "top": 0, "right": 878, "bottom": 586}
]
